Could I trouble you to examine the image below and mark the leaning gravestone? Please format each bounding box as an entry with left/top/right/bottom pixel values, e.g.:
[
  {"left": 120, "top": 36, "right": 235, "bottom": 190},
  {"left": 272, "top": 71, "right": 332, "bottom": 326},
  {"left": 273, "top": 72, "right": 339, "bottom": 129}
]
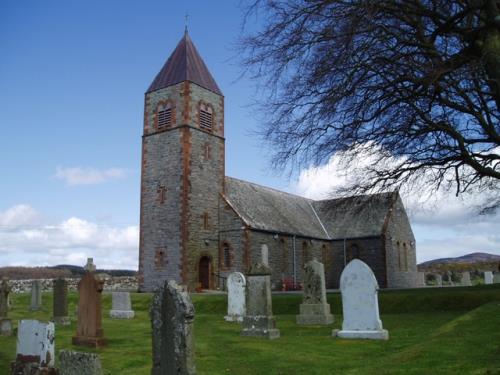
[
  {"left": 11, "top": 319, "right": 56, "bottom": 374},
  {"left": 151, "top": 280, "right": 196, "bottom": 375},
  {"left": 435, "top": 274, "right": 443, "bottom": 287},
  {"left": 461, "top": 271, "right": 472, "bottom": 286},
  {"left": 333, "top": 259, "right": 388, "bottom": 340},
  {"left": 110, "top": 292, "right": 135, "bottom": 319},
  {"left": 53, "top": 278, "right": 70, "bottom": 325},
  {"left": 72, "top": 262, "right": 107, "bottom": 347},
  {"left": 29, "top": 280, "right": 42, "bottom": 311},
  {"left": 59, "top": 350, "right": 103, "bottom": 375},
  {"left": 224, "top": 272, "right": 246, "bottom": 322},
  {"left": 0, "top": 277, "right": 13, "bottom": 336},
  {"left": 484, "top": 271, "right": 493, "bottom": 284},
  {"left": 296, "top": 259, "right": 333, "bottom": 325},
  {"left": 241, "top": 262, "right": 280, "bottom": 339}
]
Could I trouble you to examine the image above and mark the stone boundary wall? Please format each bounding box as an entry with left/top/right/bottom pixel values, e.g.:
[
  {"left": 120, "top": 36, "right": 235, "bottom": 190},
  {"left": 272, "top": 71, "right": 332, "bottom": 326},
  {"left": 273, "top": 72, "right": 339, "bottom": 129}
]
[{"left": 9, "top": 276, "right": 138, "bottom": 294}]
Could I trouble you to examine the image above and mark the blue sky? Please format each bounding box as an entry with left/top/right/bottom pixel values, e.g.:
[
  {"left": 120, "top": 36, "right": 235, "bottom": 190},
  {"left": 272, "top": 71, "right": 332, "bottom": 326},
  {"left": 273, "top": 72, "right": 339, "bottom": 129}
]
[{"left": 1, "top": 1, "right": 498, "bottom": 269}]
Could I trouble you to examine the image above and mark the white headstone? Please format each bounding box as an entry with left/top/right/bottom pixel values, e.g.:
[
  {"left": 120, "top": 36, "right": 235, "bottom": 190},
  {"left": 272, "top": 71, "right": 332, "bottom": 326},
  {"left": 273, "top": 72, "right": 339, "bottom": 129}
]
[
  {"left": 435, "top": 274, "right": 443, "bottom": 286},
  {"left": 224, "top": 272, "right": 246, "bottom": 322},
  {"left": 334, "top": 259, "right": 388, "bottom": 340},
  {"left": 109, "top": 292, "right": 135, "bottom": 319},
  {"left": 484, "top": 271, "right": 493, "bottom": 284},
  {"left": 261, "top": 244, "right": 269, "bottom": 266},
  {"left": 461, "top": 271, "right": 472, "bottom": 286},
  {"left": 16, "top": 319, "right": 55, "bottom": 367}
]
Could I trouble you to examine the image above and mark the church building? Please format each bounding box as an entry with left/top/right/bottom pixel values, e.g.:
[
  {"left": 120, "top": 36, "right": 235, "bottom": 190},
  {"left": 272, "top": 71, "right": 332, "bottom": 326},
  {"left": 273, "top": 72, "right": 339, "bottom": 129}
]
[{"left": 138, "top": 32, "right": 419, "bottom": 292}]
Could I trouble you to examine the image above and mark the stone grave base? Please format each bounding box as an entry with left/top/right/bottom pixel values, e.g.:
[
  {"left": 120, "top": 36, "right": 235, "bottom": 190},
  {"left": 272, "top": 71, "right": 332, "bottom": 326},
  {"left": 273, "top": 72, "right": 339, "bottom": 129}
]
[
  {"left": 59, "top": 350, "right": 102, "bottom": 375},
  {"left": 241, "top": 315, "right": 280, "bottom": 339},
  {"left": 10, "top": 361, "right": 58, "bottom": 375},
  {"left": 72, "top": 335, "right": 107, "bottom": 348},
  {"left": 333, "top": 329, "right": 389, "bottom": 340},
  {"left": 1, "top": 318, "right": 12, "bottom": 336},
  {"left": 52, "top": 316, "right": 70, "bottom": 326},
  {"left": 296, "top": 303, "right": 334, "bottom": 325},
  {"left": 224, "top": 314, "right": 243, "bottom": 322},
  {"left": 109, "top": 310, "right": 135, "bottom": 319}
]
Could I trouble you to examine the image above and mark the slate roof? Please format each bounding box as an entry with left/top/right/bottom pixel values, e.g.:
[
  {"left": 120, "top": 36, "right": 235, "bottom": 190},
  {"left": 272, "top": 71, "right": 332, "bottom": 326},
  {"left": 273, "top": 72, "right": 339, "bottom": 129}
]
[
  {"left": 147, "top": 31, "right": 222, "bottom": 95},
  {"left": 224, "top": 176, "right": 396, "bottom": 240},
  {"left": 223, "top": 177, "right": 330, "bottom": 239},
  {"left": 313, "top": 193, "right": 396, "bottom": 239}
]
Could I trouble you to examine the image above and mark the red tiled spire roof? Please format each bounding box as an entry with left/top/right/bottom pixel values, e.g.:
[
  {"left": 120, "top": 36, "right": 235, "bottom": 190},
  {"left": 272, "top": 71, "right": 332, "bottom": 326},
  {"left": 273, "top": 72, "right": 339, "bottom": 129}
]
[{"left": 147, "top": 31, "right": 222, "bottom": 95}]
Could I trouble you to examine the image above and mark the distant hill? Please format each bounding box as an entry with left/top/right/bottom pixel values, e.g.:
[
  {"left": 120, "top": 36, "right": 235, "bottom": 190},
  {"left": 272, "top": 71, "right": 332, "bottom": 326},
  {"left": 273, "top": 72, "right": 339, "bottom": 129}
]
[
  {"left": 418, "top": 252, "right": 500, "bottom": 272},
  {"left": 0, "top": 264, "right": 137, "bottom": 280}
]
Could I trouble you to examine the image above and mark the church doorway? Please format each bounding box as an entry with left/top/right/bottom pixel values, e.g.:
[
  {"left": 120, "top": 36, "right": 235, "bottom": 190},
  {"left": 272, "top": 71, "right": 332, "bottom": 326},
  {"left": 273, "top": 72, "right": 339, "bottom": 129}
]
[{"left": 199, "top": 256, "right": 211, "bottom": 289}]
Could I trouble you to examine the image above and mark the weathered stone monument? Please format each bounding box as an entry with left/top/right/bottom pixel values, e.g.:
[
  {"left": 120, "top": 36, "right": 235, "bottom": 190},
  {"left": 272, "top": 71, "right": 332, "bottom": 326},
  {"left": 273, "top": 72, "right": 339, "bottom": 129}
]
[
  {"left": 261, "top": 244, "right": 269, "bottom": 265},
  {"left": 334, "top": 259, "right": 388, "bottom": 340},
  {"left": 0, "top": 277, "right": 12, "bottom": 336},
  {"left": 53, "top": 278, "right": 70, "bottom": 325},
  {"left": 59, "top": 350, "right": 103, "bottom": 375},
  {"left": 484, "top": 271, "right": 493, "bottom": 284},
  {"left": 446, "top": 271, "right": 454, "bottom": 286},
  {"left": 29, "top": 280, "right": 42, "bottom": 311},
  {"left": 11, "top": 319, "right": 56, "bottom": 374},
  {"left": 461, "top": 271, "right": 472, "bottom": 286},
  {"left": 72, "top": 259, "right": 107, "bottom": 347},
  {"left": 241, "top": 262, "right": 280, "bottom": 339},
  {"left": 435, "top": 274, "right": 443, "bottom": 287},
  {"left": 224, "top": 272, "right": 246, "bottom": 322},
  {"left": 296, "top": 259, "right": 333, "bottom": 325},
  {"left": 151, "top": 280, "right": 196, "bottom": 375},
  {"left": 109, "top": 292, "right": 135, "bottom": 319}
]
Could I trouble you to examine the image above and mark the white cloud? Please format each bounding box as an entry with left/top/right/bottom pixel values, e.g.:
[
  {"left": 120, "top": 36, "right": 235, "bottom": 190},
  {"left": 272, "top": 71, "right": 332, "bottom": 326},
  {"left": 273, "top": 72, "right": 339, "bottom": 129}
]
[
  {"left": 292, "top": 146, "right": 500, "bottom": 262},
  {"left": 54, "top": 166, "right": 128, "bottom": 186},
  {"left": 0, "top": 205, "right": 139, "bottom": 269}
]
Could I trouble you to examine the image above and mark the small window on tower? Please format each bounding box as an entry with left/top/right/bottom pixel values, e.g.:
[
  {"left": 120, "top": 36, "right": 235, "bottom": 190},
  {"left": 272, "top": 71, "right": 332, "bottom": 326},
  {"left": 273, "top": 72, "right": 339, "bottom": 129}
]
[
  {"left": 223, "top": 242, "right": 231, "bottom": 268},
  {"left": 156, "top": 101, "right": 175, "bottom": 129},
  {"left": 155, "top": 248, "right": 167, "bottom": 270},
  {"left": 203, "top": 212, "right": 209, "bottom": 230},
  {"left": 199, "top": 102, "right": 213, "bottom": 130}
]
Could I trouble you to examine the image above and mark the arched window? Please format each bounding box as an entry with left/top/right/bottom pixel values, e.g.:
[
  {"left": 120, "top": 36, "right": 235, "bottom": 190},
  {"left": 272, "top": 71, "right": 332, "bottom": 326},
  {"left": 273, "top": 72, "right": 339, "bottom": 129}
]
[
  {"left": 403, "top": 243, "right": 408, "bottom": 271},
  {"left": 199, "top": 102, "right": 214, "bottom": 130},
  {"left": 202, "top": 212, "right": 209, "bottom": 230},
  {"left": 397, "top": 241, "right": 403, "bottom": 270},
  {"left": 302, "top": 241, "right": 309, "bottom": 266},
  {"left": 280, "top": 238, "right": 288, "bottom": 272},
  {"left": 155, "top": 100, "right": 175, "bottom": 130},
  {"left": 220, "top": 242, "right": 232, "bottom": 269}
]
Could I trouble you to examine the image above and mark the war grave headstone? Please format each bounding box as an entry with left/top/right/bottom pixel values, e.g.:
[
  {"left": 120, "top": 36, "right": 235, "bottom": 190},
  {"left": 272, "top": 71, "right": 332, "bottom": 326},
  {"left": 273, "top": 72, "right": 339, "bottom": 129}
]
[
  {"left": 333, "top": 259, "right": 389, "bottom": 340},
  {"left": 11, "top": 319, "right": 56, "bottom": 374},
  {"left": 53, "top": 278, "right": 70, "bottom": 325},
  {"left": 241, "top": 262, "right": 280, "bottom": 339},
  {"left": 224, "top": 272, "right": 246, "bottom": 322},
  {"left": 59, "top": 350, "right": 103, "bottom": 375},
  {"left": 72, "top": 259, "right": 107, "bottom": 347},
  {"left": 151, "top": 280, "right": 196, "bottom": 375},
  {"left": 461, "top": 271, "right": 472, "bottom": 286},
  {"left": 29, "top": 280, "right": 42, "bottom": 311},
  {"left": 0, "top": 277, "right": 13, "bottom": 336},
  {"left": 484, "top": 271, "right": 493, "bottom": 285},
  {"left": 435, "top": 274, "right": 443, "bottom": 287},
  {"left": 296, "top": 259, "right": 333, "bottom": 325},
  {"left": 109, "top": 291, "right": 135, "bottom": 319}
]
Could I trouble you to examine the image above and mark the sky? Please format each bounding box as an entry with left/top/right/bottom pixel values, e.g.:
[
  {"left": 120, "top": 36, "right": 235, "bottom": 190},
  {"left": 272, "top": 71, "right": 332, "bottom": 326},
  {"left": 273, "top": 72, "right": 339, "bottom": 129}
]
[{"left": 1, "top": 0, "right": 498, "bottom": 270}]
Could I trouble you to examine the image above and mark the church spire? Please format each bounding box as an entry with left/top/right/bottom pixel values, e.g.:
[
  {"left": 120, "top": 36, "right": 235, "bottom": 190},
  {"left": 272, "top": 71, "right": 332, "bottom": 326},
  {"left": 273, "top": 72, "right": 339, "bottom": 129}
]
[{"left": 147, "top": 32, "right": 222, "bottom": 95}]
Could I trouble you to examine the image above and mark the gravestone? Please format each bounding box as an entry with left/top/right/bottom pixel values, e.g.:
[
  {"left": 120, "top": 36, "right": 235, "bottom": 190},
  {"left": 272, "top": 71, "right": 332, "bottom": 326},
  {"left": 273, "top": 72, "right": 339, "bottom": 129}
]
[
  {"left": 0, "top": 277, "right": 13, "bottom": 336},
  {"left": 59, "top": 350, "right": 103, "bottom": 375},
  {"left": 29, "top": 280, "right": 42, "bottom": 311},
  {"left": 333, "top": 259, "right": 388, "bottom": 340},
  {"left": 447, "top": 271, "right": 454, "bottom": 286},
  {"left": 296, "top": 259, "right": 333, "bottom": 325},
  {"left": 109, "top": 292, "right": 135, "bottom": 319},
  {"left": 241, "top": 262, "right": 280, "bottom": 339},
  {"left": 261, "top": 244, "right": 269, "bottom": 266},
  {"left": 53, "top": 278, "right": 70, "bottom": 325},
  {"left": 484, "top": 271, "right": 493, "bottom": 284},
  {"left": 461, "top": 271, "right": 472, "bottom": 286},
  {"left": 11, "top": 319, "right": 55, "bottom": 373},
  {"left": 84, "top": 258, "right": 96, "bottom": 272},
  {"left": 151, "top": 280, "right": 196, "bottom": 375},
  {"left": 224, "top": 272, "right": 246, "bottom": 322},
  {"left": 417, "top": 272, "right": 426, "bottom": 287},
  {"left": 494, "top": 273, "right": 500, "bottom": 284},
  {"left": 435, "top": 274, "right": 443, "bottom": 287},
  {"left": 72, "top": 267, "right": 107, "bottom": 347}
]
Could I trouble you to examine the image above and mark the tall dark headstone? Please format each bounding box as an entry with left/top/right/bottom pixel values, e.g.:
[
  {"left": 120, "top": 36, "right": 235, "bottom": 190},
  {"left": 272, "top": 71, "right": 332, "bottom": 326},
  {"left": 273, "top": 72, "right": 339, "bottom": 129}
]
[
  {"left": 72, "top": 262, "right": 106, "bottom": 348},
  {"left": 151, "top": 280, "right": 196, "bottom": 375},
  {"left": 0, "top": 277, "right": 12, "bottom": 336},
  {"left": 29, "top": 280, "right": 42, "bottom": 311},
  {"left": 53, "top": 278, "right": 70, "bottom": 325}
]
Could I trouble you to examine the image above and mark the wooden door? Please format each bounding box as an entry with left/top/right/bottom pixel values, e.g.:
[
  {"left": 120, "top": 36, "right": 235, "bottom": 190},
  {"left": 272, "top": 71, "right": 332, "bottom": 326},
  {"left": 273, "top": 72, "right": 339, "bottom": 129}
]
[{"left": 199, "top": 256, "right": 211, "bottom": 289}]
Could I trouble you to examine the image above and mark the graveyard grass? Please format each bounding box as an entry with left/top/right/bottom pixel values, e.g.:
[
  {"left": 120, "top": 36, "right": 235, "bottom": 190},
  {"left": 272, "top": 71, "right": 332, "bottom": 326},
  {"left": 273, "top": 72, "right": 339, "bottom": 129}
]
[{"left": 1, "top": 285, "right": 500, "bottom": 374}]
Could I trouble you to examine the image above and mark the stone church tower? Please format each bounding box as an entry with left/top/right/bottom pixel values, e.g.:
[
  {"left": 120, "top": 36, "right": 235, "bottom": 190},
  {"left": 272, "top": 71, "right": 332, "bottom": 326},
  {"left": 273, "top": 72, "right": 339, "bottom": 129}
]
[{"left": 138, "top": 31, "right": 225, "bottom": 292}]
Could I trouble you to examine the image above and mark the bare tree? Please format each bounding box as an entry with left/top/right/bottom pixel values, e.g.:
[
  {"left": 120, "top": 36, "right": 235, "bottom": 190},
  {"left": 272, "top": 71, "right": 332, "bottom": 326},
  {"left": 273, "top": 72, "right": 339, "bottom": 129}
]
[{"left": 239, "top": 0, "right": 500, "bottom": 210}]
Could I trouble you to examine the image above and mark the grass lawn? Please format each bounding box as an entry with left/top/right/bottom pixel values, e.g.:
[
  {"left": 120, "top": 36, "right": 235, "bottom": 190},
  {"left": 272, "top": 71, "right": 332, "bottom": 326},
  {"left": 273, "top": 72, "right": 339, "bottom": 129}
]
[{"left": 1, "top": 285, "right": 500, "bottom": 374}]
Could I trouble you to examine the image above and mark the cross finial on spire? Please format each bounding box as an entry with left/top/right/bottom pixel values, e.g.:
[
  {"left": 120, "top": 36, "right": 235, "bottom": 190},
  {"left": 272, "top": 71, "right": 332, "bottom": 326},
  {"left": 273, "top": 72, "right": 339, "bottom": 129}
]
[{"left": 184, "top": 12, "right": 189, "bottom": 34}]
